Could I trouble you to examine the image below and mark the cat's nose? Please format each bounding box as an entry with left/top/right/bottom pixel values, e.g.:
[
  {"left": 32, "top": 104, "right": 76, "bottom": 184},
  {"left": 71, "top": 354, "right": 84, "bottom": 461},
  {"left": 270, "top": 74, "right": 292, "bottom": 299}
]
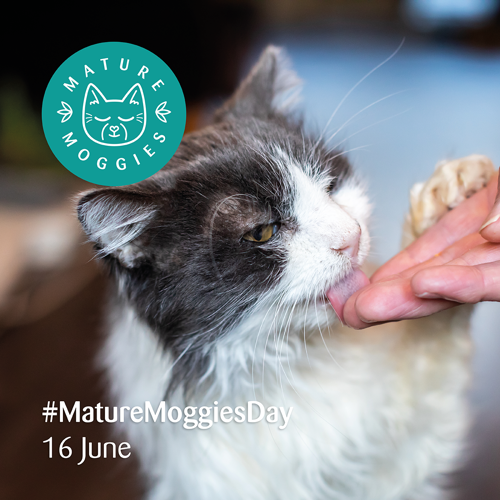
[{"left": 334, "top": 229, "right": 360, "bottom": 259}]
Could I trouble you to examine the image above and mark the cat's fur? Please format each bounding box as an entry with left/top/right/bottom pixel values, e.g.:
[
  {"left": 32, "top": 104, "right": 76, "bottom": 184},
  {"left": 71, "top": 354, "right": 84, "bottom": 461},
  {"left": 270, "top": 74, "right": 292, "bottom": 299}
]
[{"left": 77, "top": 46, "right": 489, "bottom": 500}]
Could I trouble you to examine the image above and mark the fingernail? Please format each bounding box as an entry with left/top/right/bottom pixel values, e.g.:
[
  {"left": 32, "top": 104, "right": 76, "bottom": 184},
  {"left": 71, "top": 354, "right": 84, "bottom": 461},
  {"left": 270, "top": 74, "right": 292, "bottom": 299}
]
[
  {"left": 357, "top": 315, "right": 378, "bottom": 324},
  {"left": 415, "top": 292, "right": 463, "bottom": 303},
  {"left": 415, "top": 292, "right": 440, "bottom": 299},
  {"left": 344, "top": 320, "right": 360, "bottom": 330},
  {"left": 480, "top": 213, "right": 500, "bottom": 232}
]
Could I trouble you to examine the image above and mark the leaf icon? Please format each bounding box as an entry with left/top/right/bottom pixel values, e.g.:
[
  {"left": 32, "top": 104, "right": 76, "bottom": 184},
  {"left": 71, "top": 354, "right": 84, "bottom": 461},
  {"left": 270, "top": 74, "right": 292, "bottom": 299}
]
[
  {"left": 57, "top": 101, "right": 73, "bottom": 123},
  {"left": 155, "top": 101, "right": 171, "bottom": 123}
]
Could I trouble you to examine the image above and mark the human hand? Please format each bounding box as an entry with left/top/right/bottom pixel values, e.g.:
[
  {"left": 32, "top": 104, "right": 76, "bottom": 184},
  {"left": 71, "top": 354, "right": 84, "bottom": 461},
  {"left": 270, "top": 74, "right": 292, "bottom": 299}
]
[{"left": 343, "top": 170, "right": 500, "bottom": 329}]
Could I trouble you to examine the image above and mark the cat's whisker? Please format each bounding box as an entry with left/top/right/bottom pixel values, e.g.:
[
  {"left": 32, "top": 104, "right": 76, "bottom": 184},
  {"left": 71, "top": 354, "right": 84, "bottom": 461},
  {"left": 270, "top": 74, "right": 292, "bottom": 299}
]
[
  {"left": 261, "top": 292, "right": 288, "bottom": 400},
  {"left": 300, "top": 289, "right": 317, "bottom": 379},
  {"left": 325, "top": 90, "right": 410, "bottom": 146},
  {"left": 201, "top": 290, "right": 246, "bottom": 324},
  {"left": 208, "top": 193, "right": 258, "bottom": 280},
  {"left": 272, "top": 293, "right": 344, "bottom": 431},
  {"left": 313, "top": 38, "right": 405, "bottom": 152},
  {"left": 324, "top": 145, "right": 371, "bottom": 164},
  {"left": 271, "top": 294, "right": 290, "bottom": 387},
  {"left": 251, "top": 292, "right": 286, "bottom": 402},
  {"left": 276, "top": 299, "right": 296, "bottom": 388},
  {"left": 272, "top": 311, "right": 347, "bottom": 437},
  {"left": 164, "top": 286, "right": 256, "bottom": 347},
  {"left": 253, "top": 296, "right": 294, "bottom": 459},
  {"left": 280, "top": 298, "right": 302, "bottom": 393},
  {"left": 331, "top": 108, "right": 411, "bottom": 151},
  {"left": 313, "top": 297, "right": 346, "bottom": 374},
  {"left": 244, "top": 142, "right": 295, "bottom": 194},
  {"left": 301, "top": 291, "right": 338, "bottom": 395},
  {"left": 273, "top": 303, "right": 318, "bottom": 461}
]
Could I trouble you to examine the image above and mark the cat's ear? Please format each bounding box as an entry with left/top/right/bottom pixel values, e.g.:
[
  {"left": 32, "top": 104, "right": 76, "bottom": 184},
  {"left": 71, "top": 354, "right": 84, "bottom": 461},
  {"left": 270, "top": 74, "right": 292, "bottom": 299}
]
[
  {"left": 123, "top": 83, "right": 145, "bottom": 106},
  {"left": 77, "top": 188, "right": 157, "bottom": 268},
  {"left": 214, "top": 45, "right": 301, "bottom": 121},
  {"left": 84, "top": 84, "right": 107, "bottom": 105}
]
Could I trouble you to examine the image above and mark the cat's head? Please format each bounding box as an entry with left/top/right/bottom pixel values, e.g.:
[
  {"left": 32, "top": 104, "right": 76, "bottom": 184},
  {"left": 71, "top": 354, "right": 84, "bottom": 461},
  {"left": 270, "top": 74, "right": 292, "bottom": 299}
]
[
  {"left": 83, "top": 83, "right": 146, "bottom": 146},
  {"left": 77, "top": 46, "right": 370, "bottom": 390}
]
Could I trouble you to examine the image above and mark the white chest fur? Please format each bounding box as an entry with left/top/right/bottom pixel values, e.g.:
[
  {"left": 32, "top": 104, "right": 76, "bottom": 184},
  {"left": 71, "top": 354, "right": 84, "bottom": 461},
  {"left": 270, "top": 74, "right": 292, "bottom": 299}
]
[{"left": 101, "top": 301, "right": 472, "bottom": 500}]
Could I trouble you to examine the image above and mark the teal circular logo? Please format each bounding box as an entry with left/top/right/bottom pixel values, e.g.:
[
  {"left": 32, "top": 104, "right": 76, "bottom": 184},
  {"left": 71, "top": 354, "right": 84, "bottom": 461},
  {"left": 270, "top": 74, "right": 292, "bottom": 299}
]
[{"left": 42, "top": 42, "right": 186, "bottom": 186}]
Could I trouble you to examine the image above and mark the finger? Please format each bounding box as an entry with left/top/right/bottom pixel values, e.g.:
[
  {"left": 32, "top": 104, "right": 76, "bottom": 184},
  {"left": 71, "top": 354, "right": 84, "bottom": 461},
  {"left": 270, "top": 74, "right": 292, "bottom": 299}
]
[
  {"left": 480, "top": 168, "right": 500, "bottom": 243},
  {"left": 345, "top": 172, "right": 500, "bottom": 328},
  {"left": 411, "top": 240, "right": 500, "bottom": 300},
  {"left": 450, "top": 241, "right": 500, "bottom": 267},
  {"left": 412, "top": 261, "right": 500, "bottom": 303},
  {"left": 343, "top": 287, "right": 374, "bottom": 329},
  {"left": 344, "top": 232, "right": 495, "bottom": 328},
  {"left": 344, "top": 233, "right": 486, "bottom": 328},
  {"left": 343, "top": 277, "right": 455, "bottom": 329},
  {"left": 369, "top": 233, "right": 485, "bottom": 288},
  {"left": 391, "top": 233, "right": 486, "bottom": 280},
  {"left": 372, "top": 173, "right": 498, "bottom": 282}
]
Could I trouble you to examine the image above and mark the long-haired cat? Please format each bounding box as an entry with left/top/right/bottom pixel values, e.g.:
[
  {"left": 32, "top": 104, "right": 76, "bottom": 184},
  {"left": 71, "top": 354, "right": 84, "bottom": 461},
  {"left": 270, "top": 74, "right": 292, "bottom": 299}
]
[{"left": 77, "top": 46, "right": 494, "bottom": 500}]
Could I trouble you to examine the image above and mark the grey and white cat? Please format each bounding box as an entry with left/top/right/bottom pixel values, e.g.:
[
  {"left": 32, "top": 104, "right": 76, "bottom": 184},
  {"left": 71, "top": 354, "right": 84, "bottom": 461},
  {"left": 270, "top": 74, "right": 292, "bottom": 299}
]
[
  {"left": 83, "top": 82, "right": 146, "bottom": 146},
  {"left": 77, "top": 46, "right": 494, "bottom": 500}
]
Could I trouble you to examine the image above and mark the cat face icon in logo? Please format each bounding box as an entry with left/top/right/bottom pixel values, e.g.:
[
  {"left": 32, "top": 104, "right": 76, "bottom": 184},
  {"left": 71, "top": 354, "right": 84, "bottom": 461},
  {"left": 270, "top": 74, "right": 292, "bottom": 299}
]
[
  {"left": 83, "top": 83, "right": 146, "bottom": 146},
  {"left": 42, "top": 41, "right": 186, "bottom": 187}
]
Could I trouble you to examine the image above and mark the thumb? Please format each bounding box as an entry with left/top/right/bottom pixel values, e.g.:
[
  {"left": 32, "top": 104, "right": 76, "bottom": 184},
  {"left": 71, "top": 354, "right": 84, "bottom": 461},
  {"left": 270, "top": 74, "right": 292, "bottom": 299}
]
[{"left": 480, "top": 169, "right": 500, "bottom": 243}]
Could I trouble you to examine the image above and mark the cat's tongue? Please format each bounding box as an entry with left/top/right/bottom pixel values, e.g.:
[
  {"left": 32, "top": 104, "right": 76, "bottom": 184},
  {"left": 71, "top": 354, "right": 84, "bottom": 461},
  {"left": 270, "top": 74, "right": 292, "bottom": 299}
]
[{"left": 326, "top": 268, "right": 370, "bottom": 325}]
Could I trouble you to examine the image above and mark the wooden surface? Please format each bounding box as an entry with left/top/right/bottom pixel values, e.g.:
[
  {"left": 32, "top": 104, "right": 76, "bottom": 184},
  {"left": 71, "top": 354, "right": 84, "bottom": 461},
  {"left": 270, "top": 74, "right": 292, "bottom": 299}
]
[{"left": 0, "top": 268, "right": 141, "bottom": 500}]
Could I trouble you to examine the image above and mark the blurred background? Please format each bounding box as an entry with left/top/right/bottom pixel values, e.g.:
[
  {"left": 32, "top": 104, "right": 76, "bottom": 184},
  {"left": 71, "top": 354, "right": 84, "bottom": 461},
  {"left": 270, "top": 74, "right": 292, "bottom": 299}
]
[{"left": 1, "top": 1, "right": 499, "bottom": 498}]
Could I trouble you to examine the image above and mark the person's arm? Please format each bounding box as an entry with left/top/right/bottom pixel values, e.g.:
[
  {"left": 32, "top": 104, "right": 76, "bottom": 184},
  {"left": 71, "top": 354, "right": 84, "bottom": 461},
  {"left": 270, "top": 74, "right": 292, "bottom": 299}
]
[{"left": 343, "top": 170, "right": 500, "bottom": 329}]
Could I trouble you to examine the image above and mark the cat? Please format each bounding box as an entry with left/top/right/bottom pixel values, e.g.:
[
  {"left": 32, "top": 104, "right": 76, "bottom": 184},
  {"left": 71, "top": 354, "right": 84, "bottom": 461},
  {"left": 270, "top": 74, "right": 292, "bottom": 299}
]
[
  {"left": 83, "top": 82, "right": 146, "bottom": 146},
  {"left": 77, "top": 46, "right": 494, "bottom": 500}
]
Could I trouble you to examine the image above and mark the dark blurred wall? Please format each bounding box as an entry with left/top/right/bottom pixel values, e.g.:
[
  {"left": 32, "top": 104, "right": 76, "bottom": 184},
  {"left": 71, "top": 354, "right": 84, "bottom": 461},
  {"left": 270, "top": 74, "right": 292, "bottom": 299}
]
[
  {"left": 2, "top": 0, "right": 499, "bottom": 119},
  {"left": 1, "top": 2, "right": 257, "bottom": 112}
]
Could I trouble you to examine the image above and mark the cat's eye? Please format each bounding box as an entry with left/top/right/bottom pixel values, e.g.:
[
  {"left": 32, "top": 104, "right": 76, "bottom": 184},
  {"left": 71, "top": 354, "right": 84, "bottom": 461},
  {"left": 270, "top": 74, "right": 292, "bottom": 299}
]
[
  {"left": 118, "top": 116, "right": 134, "bottom": 122},
  {"left": 94, "top": 116, "right": 111, "bottom": 122},
  {"left": 243, "top": 223, "right": 280, "bottom": 243}
]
